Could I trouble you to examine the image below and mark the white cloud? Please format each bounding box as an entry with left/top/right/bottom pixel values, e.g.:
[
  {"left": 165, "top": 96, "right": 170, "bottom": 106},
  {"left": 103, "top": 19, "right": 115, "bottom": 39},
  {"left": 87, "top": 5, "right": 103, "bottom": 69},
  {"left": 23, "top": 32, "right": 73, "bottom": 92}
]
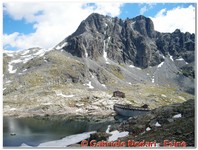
[
  {"left": 140, "top": 6, "right": 147, "bottom": 15},
  {"left": 92, "top": 3, "right": 123, "bottom": 16},
  {"left": 150, "top": 5, "right": 195, "bottom": 33},
  {"left": 155, "top": 8, "right": 166, "bottom": 17},
  {"left": 3, "top": 32, "right": 33, "bottom": 49},
  {"left": 3, "top": 2, "right": 124, "bottom": 50},
  {"left": 139, "top": 3, "right": 156, "bottom": 15}
]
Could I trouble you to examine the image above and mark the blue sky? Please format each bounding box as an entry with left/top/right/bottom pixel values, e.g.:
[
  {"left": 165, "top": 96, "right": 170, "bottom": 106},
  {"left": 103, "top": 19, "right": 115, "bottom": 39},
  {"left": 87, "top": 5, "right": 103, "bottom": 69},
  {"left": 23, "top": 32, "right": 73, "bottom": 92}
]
[
  {"left": 119, "top": 3, "right": 195, "bottom": 19},
  {"left": 3, "top": 15, "right": 35, "bottom": 35},
  {"left": 3, "top": 3, "right": 196, "bottom": 51}
]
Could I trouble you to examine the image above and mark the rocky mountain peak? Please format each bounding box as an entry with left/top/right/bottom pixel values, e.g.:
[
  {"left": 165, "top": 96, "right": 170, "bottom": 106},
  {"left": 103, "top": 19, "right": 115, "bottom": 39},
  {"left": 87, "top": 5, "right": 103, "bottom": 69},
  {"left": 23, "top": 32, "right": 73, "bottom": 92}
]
[
  {"left": 56, "top": 13, "right": 194, "bottom": 69},
  {"left": 132, "top": 15, "right": 155, "bottom": 38},
  {"left": 70, "top": 13, "right": 117, "bottom": 38}
]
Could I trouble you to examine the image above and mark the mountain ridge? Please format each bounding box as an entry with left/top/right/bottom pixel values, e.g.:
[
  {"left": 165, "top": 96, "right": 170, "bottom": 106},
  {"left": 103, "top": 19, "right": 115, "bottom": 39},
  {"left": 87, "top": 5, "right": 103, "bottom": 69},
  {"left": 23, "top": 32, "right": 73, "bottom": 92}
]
[{"left": 56, "top": 13, "right": 194, "bottom": 69}]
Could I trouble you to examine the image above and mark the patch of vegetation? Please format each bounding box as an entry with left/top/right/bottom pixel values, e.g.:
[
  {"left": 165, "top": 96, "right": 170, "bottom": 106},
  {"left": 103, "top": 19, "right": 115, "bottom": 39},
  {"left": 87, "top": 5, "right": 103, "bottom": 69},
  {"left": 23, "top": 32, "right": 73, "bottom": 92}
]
[
  {"left": 107, "top": 64, "right": 124, "bottom": 80},
  {"left": 114, "top": 84, "right": 194, "bottom": 109},
  {"left": 119, "top": 63, "right": 126, "bottom": 68},
  {"left": 44, "top": 51, "right": 86, "bottom": 84},
  {"left": 96, "top": 68, "right": 110, "bottom": 84},
  {"left": 22, "top": 57, "right": 45, "bottom": 70},
  {"left": 22, "top": 71, "right": 45, "bottom": 87},
  {"left": 95, "top": 67, "right": 119, "bottom": 86},
  {"left": 67, "top": 100, "right": 77, "bottom": 107}
]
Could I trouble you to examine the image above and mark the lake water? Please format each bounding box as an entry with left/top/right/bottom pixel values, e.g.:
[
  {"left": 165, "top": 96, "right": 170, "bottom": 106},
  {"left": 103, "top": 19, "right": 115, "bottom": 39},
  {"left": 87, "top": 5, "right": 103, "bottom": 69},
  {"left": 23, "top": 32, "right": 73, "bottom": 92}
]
[{"left": 3, "top": 116, "right": 116, "bottom": 147}]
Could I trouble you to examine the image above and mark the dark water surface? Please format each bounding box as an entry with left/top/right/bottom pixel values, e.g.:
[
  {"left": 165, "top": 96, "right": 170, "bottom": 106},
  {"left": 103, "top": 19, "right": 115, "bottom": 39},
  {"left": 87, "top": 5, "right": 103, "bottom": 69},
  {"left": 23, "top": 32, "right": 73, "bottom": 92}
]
[{"left": 3, "top": 116, "right": 115, "bottom": 147}]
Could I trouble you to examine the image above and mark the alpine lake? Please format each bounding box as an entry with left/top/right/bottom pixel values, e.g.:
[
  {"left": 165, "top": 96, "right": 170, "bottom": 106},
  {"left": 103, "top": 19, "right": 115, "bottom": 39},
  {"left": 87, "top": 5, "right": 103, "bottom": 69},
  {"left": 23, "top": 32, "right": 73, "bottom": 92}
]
[{"left": 3, "top": 115, "right": 125, "bottom": 147}]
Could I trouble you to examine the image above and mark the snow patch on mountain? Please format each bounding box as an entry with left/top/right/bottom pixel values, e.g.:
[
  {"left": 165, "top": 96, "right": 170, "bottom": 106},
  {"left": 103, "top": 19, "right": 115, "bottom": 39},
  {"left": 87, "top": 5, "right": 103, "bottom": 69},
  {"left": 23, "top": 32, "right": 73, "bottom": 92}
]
[
  {"left": 5, "top": 48, "right": 54, "bottom": 74},
  {"left": 101, "top": 84, "right": 106, "bottom": 88},
  {"left": 151, "top": 76, "right": 155, "bottom": 83},
  {"left": 129, "top": 65, "right": 141, "bottom": 70},
  {"left": 146, "top": 127, "right": 151, "bottom": 131},
  {"left": 4, "top": 50, "right": 16, "bottom": 57},
  {"left": 85, "top": 50, "right": 88, "bottom": 58},
  {"left": 176, "top": 58, "right": 184, "bottom": 61},
  {"left": 170, "top": 55, "right": 174, "bottom": 61},
  {"left": 42, "top": 102, "right": 53, "bottom": 106},
  {"left": 21, "top": 50, "right": 30, "bottom": 56},
  {"left": 103, "top": 40, "right": 109, "bottom": 64},
  {"left": 8, "top": 62, "right": 17, "bottom": 74},
  {"left": 10, "top": 108, "right": 17, "bottom": 111},
  {"left": 55, "top": 42, "right": 67, "bottom": 50},
  {"left": 56, "top": 91, "right": 75, "bottom": 98},
  {"left": 5, "top": 80, "right": 12, "bottom": 84},
  {"left": 87, "top": 81, "right": 94, "bottom": 89},
  {"left": 34, "top": 49, "right": 46, "bottom": 57},
  {"left": 83, "top": 45, "right": 88, "bottom": 58},
  {"left": 155, "top": 122, "right": 161, "bottom": 127},
  {"left": 108, "top": 130, "right": 129, "bottom": 141},
  {"left": 157, "top": 62, "right": 164, "bottom": 68},
  {"left": 173, "top": 113, "right": 182, "bottom": 118},
  {"left": 175, "top": 57, "right": 188, "bottom": 64},
  {"left": 84, "top": 81, "right": 94, "bottom": 89},
  {"left": 90, "top": 72, "right": 94, "bottom": 78}
]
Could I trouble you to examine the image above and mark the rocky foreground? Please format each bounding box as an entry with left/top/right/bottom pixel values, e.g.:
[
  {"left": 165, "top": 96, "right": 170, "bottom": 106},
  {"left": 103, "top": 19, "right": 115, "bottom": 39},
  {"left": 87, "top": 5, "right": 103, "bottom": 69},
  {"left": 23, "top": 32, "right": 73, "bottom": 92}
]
[{"left": 88, "top": 99, "right": 195, "bottom": 147}]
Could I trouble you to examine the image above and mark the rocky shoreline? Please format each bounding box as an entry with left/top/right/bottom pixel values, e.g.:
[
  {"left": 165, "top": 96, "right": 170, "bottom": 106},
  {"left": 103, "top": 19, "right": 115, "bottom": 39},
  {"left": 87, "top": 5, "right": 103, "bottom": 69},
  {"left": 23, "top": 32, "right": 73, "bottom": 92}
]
[
  {"left": 4, "top": 94, "right": 128, "bottom": 118},
  {"left": 85, "top": 99, "right": 195, "bottom": 147}
]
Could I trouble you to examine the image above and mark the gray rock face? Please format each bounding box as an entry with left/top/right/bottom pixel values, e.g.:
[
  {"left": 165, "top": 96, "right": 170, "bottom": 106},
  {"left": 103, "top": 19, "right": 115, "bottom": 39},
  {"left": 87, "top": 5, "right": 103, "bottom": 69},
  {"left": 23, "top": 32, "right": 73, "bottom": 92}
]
[
  {"left": 156, "top": 29, "right": 195, "bottom": 63},
  {"left": 57, "top": 13, "right": 194, "bottom": 69}
]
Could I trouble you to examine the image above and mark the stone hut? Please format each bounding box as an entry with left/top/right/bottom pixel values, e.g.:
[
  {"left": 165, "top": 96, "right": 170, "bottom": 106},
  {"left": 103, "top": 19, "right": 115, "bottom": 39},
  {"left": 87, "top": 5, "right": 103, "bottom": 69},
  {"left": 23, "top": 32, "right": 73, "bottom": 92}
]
[
  {"left": 141, "top": 104, "right": 149, "bottom": 108},
  {"left": 113, "top": 91, "right": 125, "bottom": 98}
]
